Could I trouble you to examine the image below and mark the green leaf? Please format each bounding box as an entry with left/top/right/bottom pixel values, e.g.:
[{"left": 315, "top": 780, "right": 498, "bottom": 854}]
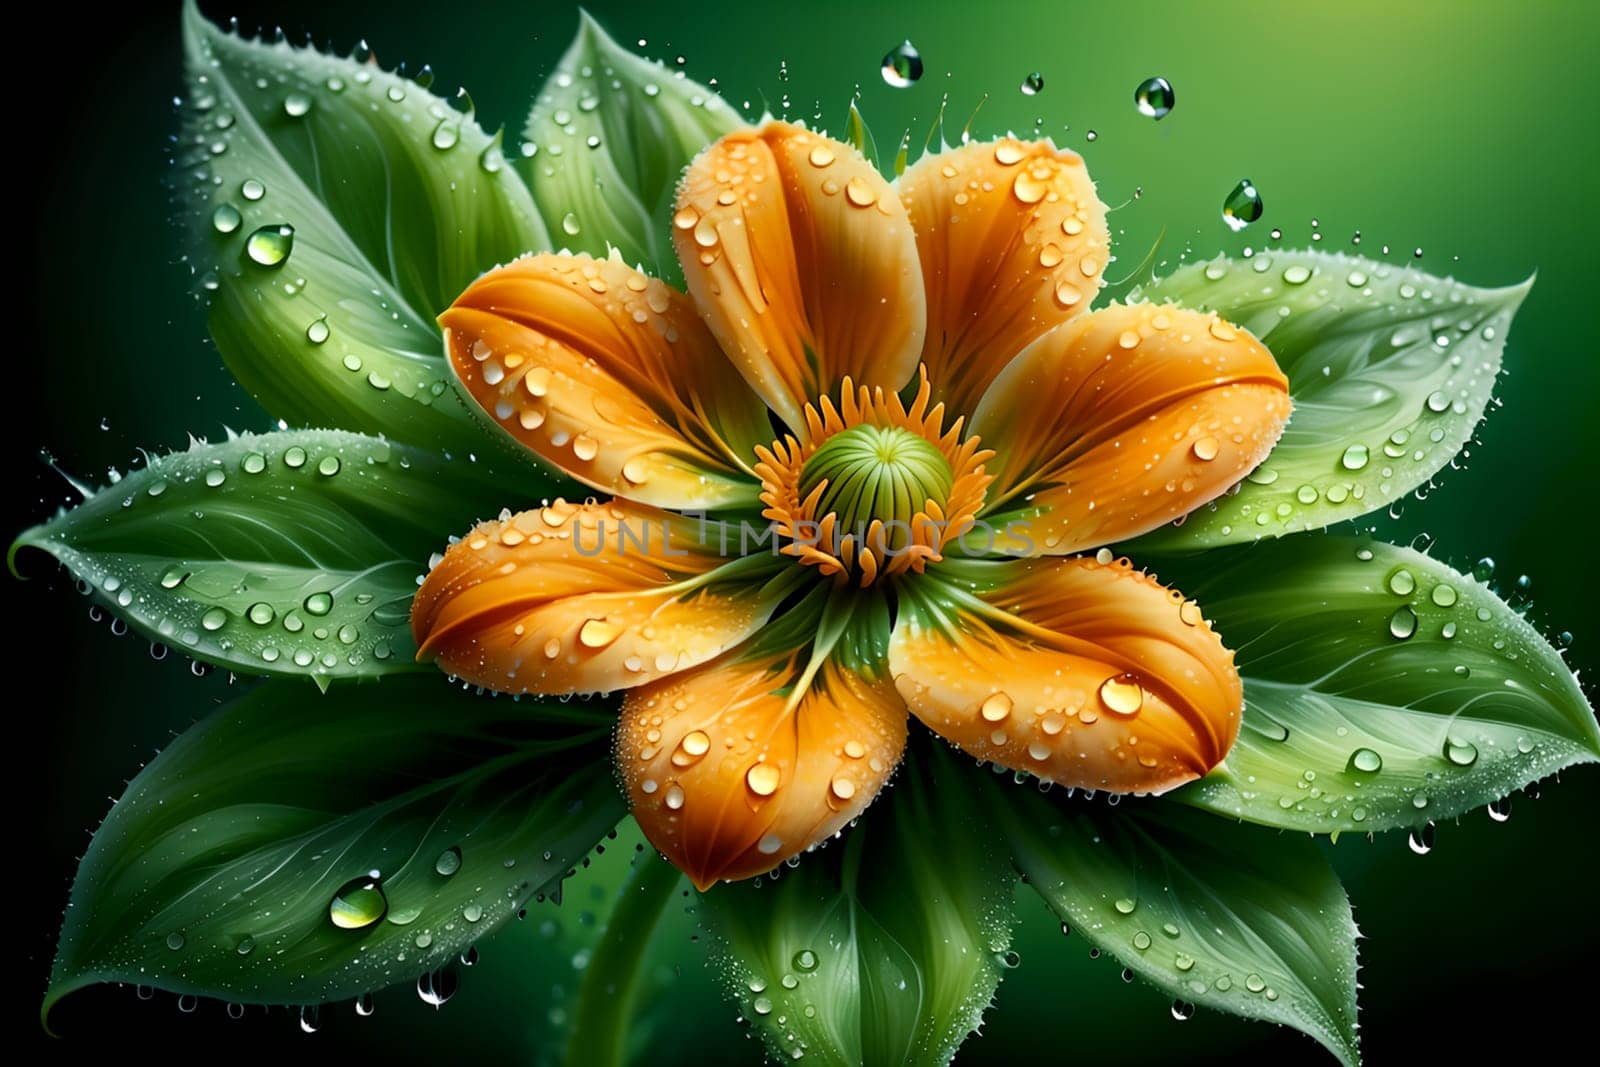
[
  {"left": 44, "top": 676, "right": 624, "bottom": 1022},
  {"left": 179, "top": 1, "right": 549, "bottom": 462},
  {"left": 1161, "top": 535, "right": 1599, "bottom": 833},
  {"left": 11, "top": 430, "right": 501, "bottom": 684},
  {"left": 703, "top": 742, "right": 1016, "bottom": 1066},
  {"left": 994, "top": 786, "right": 1360, "bottom": 1066},
  {"left": 1130, "top": 251, "right": 1530, "bottom": 549},
  {"left": 565, "top": 846, "right": 685, "bottom": 1067},
  {"left": 521, "top": 12, "right": 742, "bottom": 279}
]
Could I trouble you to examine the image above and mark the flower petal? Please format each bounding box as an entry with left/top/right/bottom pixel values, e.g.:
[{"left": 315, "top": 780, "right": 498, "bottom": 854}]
[
  {"left": 899, "top": 138, "right": 1110, "bottom": 416},
  {"left": 974, "top": 303, "right": 1291, "bottom": 554},
  {"left": 891, "top": 555, "right": 1240, "bottom": 793},
  {"left": 441, "top": 252, "right": 771, "bottom": 510},
  {"left": 673, "top": 121, "right": 926, "bottom": 431},
  {"left": 619, "top": 651, "right": 907, "bottom": 889},
  {"left": 412, "top": 499, "right": 779, "bottom": 695}
]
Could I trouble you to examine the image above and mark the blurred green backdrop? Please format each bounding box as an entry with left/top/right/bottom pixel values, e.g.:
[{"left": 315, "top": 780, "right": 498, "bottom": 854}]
[{"left": 13, "top": 0, "right": 1598, "bottom": 1062}]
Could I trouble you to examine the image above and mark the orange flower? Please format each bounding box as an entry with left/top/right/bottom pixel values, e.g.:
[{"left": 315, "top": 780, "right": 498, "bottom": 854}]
[{"left": 413, "top": 122, "right": 1291, "bottom": 890}]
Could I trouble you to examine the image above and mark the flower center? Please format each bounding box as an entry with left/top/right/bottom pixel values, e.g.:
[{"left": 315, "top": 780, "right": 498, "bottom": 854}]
[
  {"left": 752, "top": 372, "right": 996, "bottom": 587},
  {"left": 798, "top": 425, "right": 955, "bottom": 546}
]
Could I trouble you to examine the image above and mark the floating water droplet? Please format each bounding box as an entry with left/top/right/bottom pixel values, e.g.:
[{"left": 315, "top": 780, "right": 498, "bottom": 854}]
[
  {"left": 1488, "top": 796, "right": 1512, "bottom": 823},
  {"left": 1471, "top": 557, "right": 1495, "bottom": 582},
  {"left": 355, "top": 992, "right": 375, "bottom": 1017},
  {"left": 1408, "top": 822, "right": 1436, "bottom": 855},
  {"left": 245, "top": 224, "right": 294, "bottom": 267},
  {"left": 329, "top": 873, "right": 387, "bottom": 929},
  {"left": 1133, "top": 76, "right": 1174, "bottom": 119},
  {"left": 880, "top": 41, "right": 923, "bottom": 87},
  {"left": 417, "top": 968, "right": 458, "bottom": 1008},
  {"left": 1221, "top": 179, "right": 1263, "bottom": 232},
  {"left": 1171, "top": 1000, "right": 1196, "bottom": 1021},
  {"left": 1020, "top": 71, "right": 1045, "bottom": 96}
]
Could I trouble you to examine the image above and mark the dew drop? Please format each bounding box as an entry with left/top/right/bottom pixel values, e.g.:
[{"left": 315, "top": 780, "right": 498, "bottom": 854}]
[
  {"left": 1098, "top": 674, "right": 1144, "bottom": 716},
  {"left": 435, "top": 846, "right": 462, "bottom": 876},
  {"left": 1346, "top": 747, "right": 1383, "bottom": 774},
  {"left": 329, "top": 873, "right": 388, "bottom": 929},
  {"left": 1388, "top": 605, "right": 1418, "bottom": 640},
  {"left": 1443, "top": 736, "right": 1479, "bottom": 767},
  {"left": 245, "top": 224, "right": 294, "bottom": 267},
  {"left": 211, "top": 203, "right": 242, "bottom": 234},
  {"left": 1340, "top": 443, "right": 1369, "bottom": 471},
  {"left": 283, "top": 91, "right": 312, "bottom": 118}
]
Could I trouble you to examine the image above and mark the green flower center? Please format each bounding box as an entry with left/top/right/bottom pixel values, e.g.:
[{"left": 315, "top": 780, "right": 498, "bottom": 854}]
[{"left": 798, "top": 425, "right": 954, "bottom": 542}]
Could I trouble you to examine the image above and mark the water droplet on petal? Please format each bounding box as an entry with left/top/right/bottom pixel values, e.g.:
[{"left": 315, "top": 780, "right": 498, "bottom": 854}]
[{"left": 1098, "top": 674, "right": 1144, "bottom": 716}]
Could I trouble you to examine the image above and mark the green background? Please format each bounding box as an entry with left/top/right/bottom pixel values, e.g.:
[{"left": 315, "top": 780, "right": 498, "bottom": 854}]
[{"left": 14, "top": 0, "right": 1597, "bottom": 1061}]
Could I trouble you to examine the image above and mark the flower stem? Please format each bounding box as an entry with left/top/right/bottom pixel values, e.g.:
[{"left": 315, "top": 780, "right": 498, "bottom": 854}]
[{"left": 563, "top": 848, "right": 684, "bottom": 1067}]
